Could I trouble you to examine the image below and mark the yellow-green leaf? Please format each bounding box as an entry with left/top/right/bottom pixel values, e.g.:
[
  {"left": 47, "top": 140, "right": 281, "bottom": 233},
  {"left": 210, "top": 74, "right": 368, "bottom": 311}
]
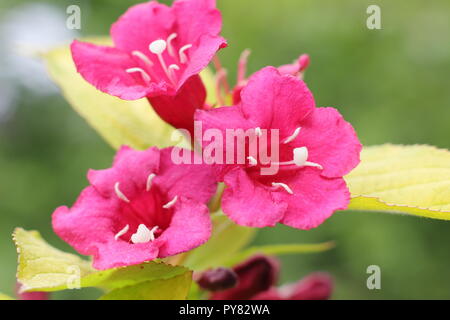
[
  {"left": 183, "top": 212, "right": 256, "bottom": 270},
  {"left": 346, "top": 144, "right": 450, "bottom": 220},
  {"left": 99, "top": 271, "right": 192, "bottom": 300},
  {"left": 13, "top": 228, "right": 93, "bottom": 292},
  {"left": 13, "top": 228, "right": 192, "bottom": 299},
  {"left": 42, "top": 38, "right": 174, "bottom": 151},
  {"left": 0, "top": 293, "right": 14, "bottom": 300}
]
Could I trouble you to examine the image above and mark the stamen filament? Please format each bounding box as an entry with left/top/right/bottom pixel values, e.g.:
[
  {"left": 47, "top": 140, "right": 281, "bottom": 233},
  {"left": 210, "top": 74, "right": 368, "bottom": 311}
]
[
  {"left": 179, "top": 44, "right": 192, "bottom": 64},
  {"left": 163, "top": 195, "right": 178, "bottom": 209},
  {"left": 114, "top": 224, "right": 129, "bottom": 240},
  {"left": 146, "top": 173, "right": 156, "bottom": 191},
  {"left": 167, "top": 33, "right": 178, "bottom": 57},
  {"left": 283, "top": 127, "right": 301, "bottom": 144},
  {"left": 114, "top": 182, "right": 130, "bottom": 203},
  {"left": 131, "top": 51, "right": 154, "bottom": 68},
  {"left": 272, "top": 182, "right": 294, "bottom": 194},
  {"left": 126, "top": 68, "right": 151, "bottom": 83}
]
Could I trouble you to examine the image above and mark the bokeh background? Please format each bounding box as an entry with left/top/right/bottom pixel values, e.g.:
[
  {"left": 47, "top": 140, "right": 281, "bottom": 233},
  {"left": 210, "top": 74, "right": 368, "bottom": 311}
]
[{"left": 1, "top": 0, "right": 449, "bottom": 299}]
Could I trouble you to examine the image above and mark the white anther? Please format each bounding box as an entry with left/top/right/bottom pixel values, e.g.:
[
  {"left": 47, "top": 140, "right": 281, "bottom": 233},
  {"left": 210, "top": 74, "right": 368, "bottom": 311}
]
[
  {"left": 126, "top": 68, "right": 151, "bottom": 83},
  {"left": 167, "top": 33, "right": 178, "bottom": 57},
  {"left": 131, "top": 51, "right": 153, "bottom": 67},
  {"left": 272, "top": 182, "right": 294, "bottom": 195},
  {"left": 283, "top": 127, "right": 301, "bottom": 144},
  {"left": 149, "top": 39, "right": 167, "bottom": 55},
  {"left": 146, "top": 173, "right": 156, "bottom": 192},
  {"left": 169, "top": 64, "right": 180, "bottom": 71},
  {"left": 163, "top": 195, "right": 178, "bottom": 209},
  {"left": 293, "top": 147, "right": 323, "bottom": 169},
  {"left": 247, "top": 156, "right": 257, "bottom": 166},
  {"left": 179, "top": 44, "right": 192, "bottom": 64},
  {"left": 131, "top": 224, "right": 158, "bottom": 244},
  {"left": 114, "top": 182, "right": 130, "bottom": 203},
  {"left": 114, "top": 224, "right": 129, "bottom": 241},
  {"left": 255, "top": 127, "right": 262, "bottom": 137}
]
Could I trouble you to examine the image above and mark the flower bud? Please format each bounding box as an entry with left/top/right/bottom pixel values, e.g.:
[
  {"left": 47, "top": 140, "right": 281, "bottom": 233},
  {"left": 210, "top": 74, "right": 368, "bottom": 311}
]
[{"left": 196, "top": 267, "right": 238, "bottom": 291}]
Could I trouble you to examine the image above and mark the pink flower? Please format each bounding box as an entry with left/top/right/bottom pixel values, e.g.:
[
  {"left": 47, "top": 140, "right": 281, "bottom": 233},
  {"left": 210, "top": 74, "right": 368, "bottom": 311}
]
[
  {"left": 52, "top": 146, "right": 217, "bottom": 270},
  {"left": 210, "top": 255, "right": 333, "bottom": 300},
  {"left": 232, "top": 52, "right": 310, "bottom": 104},
  {"left": 195, "top": 67, "right": 361, "bottom": 230},
  {"left": 71, "top": 0, "right": 226, "bottom": 134}
]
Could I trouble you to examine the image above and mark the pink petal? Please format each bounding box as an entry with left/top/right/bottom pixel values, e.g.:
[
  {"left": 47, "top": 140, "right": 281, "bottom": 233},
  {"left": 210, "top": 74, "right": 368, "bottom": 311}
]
[
  {"left": 111, "top": 2, "right": 174, "bottom": 54},
  {"left": 156, "top": 147, "right": 217, "bottom": 203},
  {"left": 222, "top": 168, "right": 287, "bottom": 228},
  {"left": 88, "top": 146, "right": 160, "bottom": 200},
  {"left": 239, "top": 67, "right": 315, "bottom": 138},
  {"left": 280, "top": 169, "right": 350, "bottom": 230},
  {"left": 156, "top": 196, "right": 212, "bottom": 257},
  {"left": 71, "top": 40, "right": 168, "bottom": 100},
  {"left": 52, "top": 187, "right": 160, "bottom": 270},
  {"left": 295, "top": 107, "right": 362, "bottom": 178}
]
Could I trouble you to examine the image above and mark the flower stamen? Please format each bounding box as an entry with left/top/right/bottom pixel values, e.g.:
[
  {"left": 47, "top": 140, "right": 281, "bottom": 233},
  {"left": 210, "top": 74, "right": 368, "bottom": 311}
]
[
  {"left": 255, "top": 127, "right": 262, "bottom": 137},
  {"left": 114, "top": 182, "right": 130, "bottom": 203},
  {"left": 114, "top": 224, "right": 129, "bottom": 241},
  {"left": 126, "top": 68, "right": 151, "bottom": 83},
  {"left": 131, "top": 51, "right": 154, "bottom": 68},
  {"left": 167, "top": 33, "right": 178, "bottom": 57},
  {"left": 146, "top": 173, "right": 156, "bottom": 192},
  {"left": 273, "top": 147, "right": 323, "bottom": 169},
  {"left": 131, "top": 224, "right": 158, "bottom": 244},
  {"left": 247, "top": 156, "right": 257, "bottom": 166},
  {"left": 179, "top": 44, "right": 192, "bottom": 64},
  {"left": 163, "top": 195, "right": 178, "bottom": 209},
  {"left": 283, "top": 127, "right": 301, "bottom": 144},
  {"left": 272, "top": 182, "right": 294, "bottom": 194}
]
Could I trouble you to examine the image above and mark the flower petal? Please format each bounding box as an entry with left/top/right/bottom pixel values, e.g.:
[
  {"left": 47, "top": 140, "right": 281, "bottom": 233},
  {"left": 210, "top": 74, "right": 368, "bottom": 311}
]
[
  {"left": 239, "top": 67, "right": 315, "bottom": 137},
  {"left": 156, "top": 196, "right": 212, "bottom": 257},
  {"left": 111, "top": 2, "right": 174, "bottom": 54},
  {"left": 71, "top": 40, "right": 168, "bottom": 100},
  {"left": 280, "top": 169, "right": 350, "bottom": 230},
  {"left": 295, "top": 107, "right": 362, "bottom": 178},
  {"left": 222, "top": 168, "right": 287, "bottom": 227}
]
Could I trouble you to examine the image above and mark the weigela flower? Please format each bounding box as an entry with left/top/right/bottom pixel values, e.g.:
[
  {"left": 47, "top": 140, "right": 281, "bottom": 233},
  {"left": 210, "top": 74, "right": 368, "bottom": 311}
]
[
  {"left": 71, "top": 0, "right": 227, "bottom": 134},
  {"left": 210, "top": 255, "right": 333, "bottom": 300},
  {"left": 52, "top": 146, "right": 217, "bottom": 270},
  {"left": 195, "top": 67, "right": 361, "bottom": 230}
]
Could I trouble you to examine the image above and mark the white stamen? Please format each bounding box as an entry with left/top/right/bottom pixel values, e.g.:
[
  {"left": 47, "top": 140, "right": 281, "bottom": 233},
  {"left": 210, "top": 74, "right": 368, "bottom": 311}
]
[
  {"left": 149, "top": 39, "right": 167, "bottom": 54},
  {"left": 131, "top": 224, "right": 157, "bottom": 244},
  {"left": 179, "top": 44, "right": 192, "bottom": 64},
  {"left": 168, "top": 64, "right": 180, "bottom": 82},
  {"left": 146, "top": 173, "right": 156, "bottom": 192},
  {"left": 272, "top": 182, "right": 294, "bottom": 195},
  {"left": 114, "top": 224, "right": 129, "bottom": 241},
  {"left": 273, "top": 147, "right": 323, "bottom": 170},
  {"left": 169, "top": 64, "right": 180, "bottom": 71},
  {"left": 255, "top": 127, "right": 262, "bottom": 137},
  {"left": 114, "top": 182, "right": 130, "bottom": 203},
  {"left": 163, "top": 195, "right": 178, "bottom": 209},
  {"left": 283, "top": 127, "right": 301, "bottom": 144},
  {"left": 131, "top": 50, "right": 154, "bottom": 67},
  {"left": 167, "top": 33, "right": 178, "bottom": 57},
  {"left": 247, "top": 156, "right": 257, "bottom": 166},
  {"left": 126, "top": 68, "right": 151, "bottom": 83}
]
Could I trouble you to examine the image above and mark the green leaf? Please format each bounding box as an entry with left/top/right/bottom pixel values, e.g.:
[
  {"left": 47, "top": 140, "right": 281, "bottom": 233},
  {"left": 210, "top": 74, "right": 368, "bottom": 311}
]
[
  {"left": 42, "top": 38, "right": 174, "bottom": 151},
  {"left": 346, "top": 144, "right": 450, "bottom": 220},
  {"left": 0, "top": 293, "right": 14, "bottom": 300},
  {"left": 183, "top": 213, "right": 256, "bottom": 270},
  {"left": 13, "top": 228, "right": 93, "bottom": 292},
  {"left": 226, "top": 242, "right": 335, "bottom": 267},
  {"left": 13, "top": 228, "right": 192, "bottom": 300},
  {"left": 99, "top": 272, "right": 192, "bottom": 300}
]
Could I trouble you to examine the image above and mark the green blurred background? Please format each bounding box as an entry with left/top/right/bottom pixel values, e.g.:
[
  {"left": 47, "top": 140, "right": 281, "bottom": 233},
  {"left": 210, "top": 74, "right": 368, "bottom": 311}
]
[{"left": 0, "top": 0, "right": 449, "bottom": 299}]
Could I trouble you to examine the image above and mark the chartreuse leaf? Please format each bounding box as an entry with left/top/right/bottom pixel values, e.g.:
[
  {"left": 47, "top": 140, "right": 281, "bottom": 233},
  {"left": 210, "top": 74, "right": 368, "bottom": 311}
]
[
  {"left": 99, "top": 272, "right": 192, "bottom": 300},
  {"left": 346, "top": 144, "right": 450, "bottom": 220},
  {"left": 227, "top": 242, "right": 335, "bottom": 267},
  {"left": 0, "top": 293, "right": 14, "bottom": 300},
  {"left": 13, "top": 228, "right": 192, "bottom": 300},
  {"left": 42, "top": 38, "right": 173, "bottom": 151},
  {"left": 13, "top": 228, "right": 93, "bottom": 292},
  {"left": 183, "top": 212, "right": 256, "bottom": 270}
]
